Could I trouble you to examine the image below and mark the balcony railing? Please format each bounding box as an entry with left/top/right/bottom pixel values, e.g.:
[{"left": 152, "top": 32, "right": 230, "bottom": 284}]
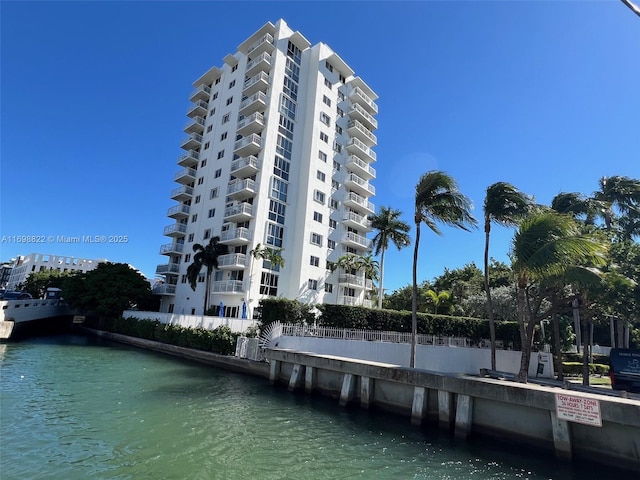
[
  {"left": 343, "top": 211, "right": 371, "bottom": 228},
  {"left": 348, "top": 103, "right": 377, "bottom": 130},
  {"left": 350, "top": 86, "right": 378, "bottom": 114},
  {"left": 156, "top": 263, "right": 180, "bottom": 275},
  {"left": 344, "top": 192, "right": 375, "bottom": 213},
  {"left": 242, "top": 71, "right": 270, "bottom": 96},
  {"left": 211, "top": 280, "right": 245, "bottom": 294},
  {"left": 174, "top": 167, "right": 196, "bottom": 184},
  {"left": 239, "top": 91, "right": 267, "bottom": 115},
  {"left": 230, "top": 155, "right": 260, "bottom": 177},
  {"left": 343, "top": 231, "right": 372, "bottom": 249},
  {"left": 180, "top": 132, "right": 203, "bottom": 150},
  {"left": 227, "top": 178, "right": 256, "bottom": 196},
  {"left": 347, "top": 119, "right": 377, "bottom": 146},
  {"left": 170, "top": 185, "right": 193, "bottom": 200},
  {"left": 159, "top": 242, "right": 184, "bottom": 255},
  {"left": 233, "top": 133, "right": 262, "bottom": 156},
  {"left": 163, "top": 223, "right": 187, "bottom": 236},
  {"left": 183, "top": 116, "right": 206, "bottom": 133},
  {"left": 339, "top": 274, "right": 365, "bottom": 287},
  {"left": 167, "top": 204, "right": 190, "bottom": 218},
  {"left": 245, "top": 52, "right": 271, "bottom": 75},
  {"left": 177, "top": 150, "right": 199, "bottom": 168},
  {"left": 237, "top": 112, "right": 265, "bottom": 135},
  {"left": 186, "top": 100, "right": 209, "bottom": 117},
  {"left": 152, "top": 284, "right": 176, "bottom": 295},
  {"left": 217, "top": 253, "right": 247, "bottom": 268},
  {"left": 223, "top": 202, "right": 253, "bottom": 219},
  {"left": 220, "top": 227, "right": 252, "bottom": 244},
  {"left": 346, "top": 155, "right": 376, "bottom": 179},
  {"left": 345, "top": 172, "right": 375, "bottom": 196},
  {"left": 189, "top": 85, "right": 211, "bottom": 102},
  {"left": 347, "top": 137, "right": 376, "bottom": 162},
  {"left": 246, "top": 33, "right": 274, "bottom": 55}
]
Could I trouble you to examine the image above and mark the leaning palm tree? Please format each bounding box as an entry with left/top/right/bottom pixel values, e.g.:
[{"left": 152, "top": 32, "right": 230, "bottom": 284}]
[
  {"left": 483, "top": 182, "right": 532, "bottom": 370},
  {"left": 511, "top": 211, "right": 607, "bottom": 382},
  {"left": 593, "top": 175, "right": 640, "bottom": 233},
  {"left": 369, "top": 206, "right": 411, "bottom": 309},
  {"left": 186, "top": 236, "right": 228, "bottom": 315},
  {"left": 411, "top": 171, "right": 477, "bottom": 367}
]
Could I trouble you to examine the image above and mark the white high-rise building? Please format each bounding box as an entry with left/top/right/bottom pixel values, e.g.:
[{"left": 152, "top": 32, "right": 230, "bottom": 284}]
[{"left": 155, "top": 19, "right": 378, "bottom": 318}]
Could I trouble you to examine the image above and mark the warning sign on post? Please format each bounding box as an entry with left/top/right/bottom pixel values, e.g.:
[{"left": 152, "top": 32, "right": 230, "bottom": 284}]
[{"left": 555, "top": 393, "right": 602, "bottom": 427}]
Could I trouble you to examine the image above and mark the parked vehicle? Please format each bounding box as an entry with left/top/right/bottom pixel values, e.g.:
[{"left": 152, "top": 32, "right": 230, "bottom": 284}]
[
  {"left": 609, "top": 348, "right": 640, "bottom": 393},
  {"left": 1, "top": 291, "right": 33, "bottom": 300}
]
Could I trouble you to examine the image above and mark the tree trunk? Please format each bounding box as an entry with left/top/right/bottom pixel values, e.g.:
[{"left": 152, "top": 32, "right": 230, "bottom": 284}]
[
  {"left": 411, "top": 221, "right": 421, "bottom": 368},
  {"left": 572, "top": 299, "right": 581, "bottom": 353},
  {"left": 582, "top": 314, "right": 590, "bottom": 387},
  {"left": 378, "top": 248, "right": 386, "bottom": 309},
  {"left": 517, "top": 279, "right": 530, "bottom": 382},
  {"left": 552, "top": 314, "right": 564, "bottom": 380},
  {"left": 483, "top": 222, "right": 497, "bottom": 370}
]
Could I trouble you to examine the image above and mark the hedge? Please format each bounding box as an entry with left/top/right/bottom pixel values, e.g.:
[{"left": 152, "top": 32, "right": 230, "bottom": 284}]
[{"left": 562, "top": 362, "right": 610, "bottom": 376}]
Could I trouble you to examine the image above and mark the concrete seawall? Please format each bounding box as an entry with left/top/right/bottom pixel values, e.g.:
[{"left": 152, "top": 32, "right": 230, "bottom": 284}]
[{"left": 83, "top": 329, "right": 640, "bottom": 473}]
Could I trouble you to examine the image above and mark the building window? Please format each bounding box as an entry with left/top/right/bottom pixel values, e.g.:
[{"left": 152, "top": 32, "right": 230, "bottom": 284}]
[
  {"left": 197, "top": 177, "right": 204, "bottom": 185},
  {"left": 317, "top": 170, "right": 326, "bottom": 182},
  {"left": 318, "top": 151, "right": 327, "bottom": 163},
  {"left": 333, "top": 141, "right": 342, "bottom": 153},
  {"left": 209, "top": 108, "right": 216, "bottom": 116},
  {"left": 328, "top": 239, "right": 336, "bottom": 249},
  {"left": 198, "top": 273, "right": 205, "bottom": 283},
  {"left": 220, "top": 132, "right": 227, "bottom": 141},
  {"left": 222, "top": 113, "right": 230, "bottom": 124},
  {"left": 271, "top": 177, "right": 288, "bottom": 202},
  {"left": 320, "top": 132, "right": 328, "bottom": 143},
  {"left": 343, "top": 287, "right": 356, "bottom": 297},
  {"left": 200, "top": 159, "right": 207, "bottom": 167},
  {"left": 214, "top": 169, "right": 222, "bottom": 178},
  {"left": 208, "top": 208, "right": 215, "bottom": 218},
  {"left": 322, "top": 95, "right": 331, "bottom": 107},
  {"left": 207, "top": 125, "right": 213, "bottom": 133},
  {"left": 273, "top": 156, "right": 290, "bottom": 181},
  {"left": 308, "top": 279, "right": 318, "bottom": 290},
  {"left": 314, "top": 190, "right": 325, "bottom": 204},
  {"left": 320, "top": 112, "right": 331, "bottom": 126},
  {"left": 332, "top": 180, "right": 340, "bottom": 191},
  {"left": 191, "top": 214, "right": 198, "bottom": 223},
  {"left": 188, "top": 233, "right": 194, "bottom": 242},
  {"left": 260, "top": 272, "right": 278, "bottom": 296},
  {"left": 203, "top": 228, "right": 211, "bottom": 240},
  {"left": 338, "top": 91, "right": 345, "bottom": 102},
  {"left": 268, "top": 200, "right": 286, "bottom": 225},
  {"left": 333, "top": 160, "right": 341, "bottom": 172},
  {"left": 325, "top": 283, "right": 333, "bottom": 293},
  {"left": 229, "top": 80, "right": 235, "bottom": 88},
  {"left": 325, "top": 61, "right": 333, "bottom": 73},
  {"left": 212, "top": 92, "right": 218, "bottom": 100},
  {"left": 313, "top": 211, "right": 323, "bottom": 223},
  {"left": 194, "top": 195, "right": 201, "bottom": 204},
  {"left": 210, "top": 187, "right": 219, "bottom": 199},
  {"left": 329, "top": 219, "right": 337, "bottom": 229},
  {"left": 217, "top": 150, "right": 225, "bottom": 159},
  {"left": 203, "top": 142, "right": 210, "bottom": 150},
  {"left": 330, "top": 199, "right": 339, "bottom": 210},
  {"left": 226, "top": 97, "right": 233, "bottom": 106},
  {"left": 339, "top": 74, "right": 346, "bottom": 83},
  {"left": 215, "top": 78, "right": 221, "bottom": 85},
  {"left": 266, "top": 223, "right": 284, "bottom": 247},
  {"left": 181, "top": 275, "right": 187, "bottom": 284},
  {"left": 324, "top": 77, "right": 332, "bottom": 88},
  {"left": 310, "top": 233, "right": 322, "bottom": 246},
  {"left": 335, "top": 125, "right": 343, "bottom": 135},
  {"left": 232, "top": 64, "right": 238, "bottom": 72},
  {"left": 310, "top": 255, "right": 320, "bottom": 267},
  {"left": 185, "top": 254, "right": 191, "bottom": 263},
  {"left": 337, "top": 107, "right": 344, "bottom": 117}
]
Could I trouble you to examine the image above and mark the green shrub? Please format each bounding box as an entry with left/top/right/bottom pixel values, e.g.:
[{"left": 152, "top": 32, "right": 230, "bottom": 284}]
[{"left": 562, "top": 362, "right": 610, "bottom": 376}]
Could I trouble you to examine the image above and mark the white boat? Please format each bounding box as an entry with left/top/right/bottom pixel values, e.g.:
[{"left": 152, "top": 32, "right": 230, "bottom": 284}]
[{"left": 0, "top": 288, "right": 73, "bottom": 340}]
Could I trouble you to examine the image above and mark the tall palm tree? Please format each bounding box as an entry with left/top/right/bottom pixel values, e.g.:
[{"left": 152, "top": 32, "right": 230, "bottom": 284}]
[
  {"left": 369, "top": 206, "right": 411, "bottom": 309},
  {"left": 186, "top": 236, "right": 228, "bottom": 315},
  {"left": 550, "top": 192, "right": 598, "bottom": 225},
  {"left": 593, "top": 175, "right": 640, "bottom": 233},
  {"left": 250, "top": 243, "right": 285, "bottom": 296},
  {"left": 511, "top": 211, "right": 607, "bottom": 382},
  {"left": 483, "top": 182, "right": 532, "bottom": 370},
  {"left": 411, "top": 171, "right": 477, "bottom": 367}
]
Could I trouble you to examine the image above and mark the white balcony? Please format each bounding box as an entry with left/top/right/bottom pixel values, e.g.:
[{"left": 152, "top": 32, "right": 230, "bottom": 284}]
[
  {"left": 349, "top": 86, "right": 378, "bottom": 114},
  {"left": 347, "top": 119, "right": 377, "bottom": 147},
  {"left": 242, "top": 71, "right": 270, "bottom": 97},
  {"left": 227, "top": 178, "right": 256, "bottom": 201},
  {"left": 170, "top": 185, "right": 193, "bottom": 201},
  {"left": 174, "top": 167, "right": 196, "bottom": 185},
  {"left": 223, "top": 202, "right": 254, "bottom": 222},
  {"left": 348, "top": 103, "right": 377, "bottom": 130},
  {"left": 245, "top": 52, "right": 272, "bottom": 76},
  {"left": 167, "top": 204, "right": 190, "bottom": 219},
  {"left": 239, "top": 91, "right": 267, "bottom": 116},
  {"left": 183, "top": 116, "right": 206, "bottom": 134},
  {"left": 246, "top": 33, "right": 275, "bottom": 56},
  {"left": 344, "top": 173, "right": 375, "bottom": 197},
  {"left": 163, "top": 223, "right": 187, "bottom": 237},
  {"left": 186, "top": 100, "right": 208, "bottom": 118},
  {"left": 152, "top": 284, "right": 176, "bottom": 296},
  {"left": 339, "top": 296, "right": 358, "bottom": 306},
  {"left": 233, "top": 133, "right": 262, "bottom": 157},
  {"left": 338, "top": 274, "right": 366, "bottom": 288},
  {"left": 219, "top": 227, "right": 252, "bottom": 245},
  {"left": 156, "top": 263, "right": 180, "bottom": 276},
  {"left": 342, "top": 211, "right": 372, "bottom": 231},
  {"left": 346, "top": 137, "right": 376, "bottom": 162},
  {"left": 211, "top": 280, "right": 245, "bottom": 294},
  {"left": 159, "top": 242, "right": 184, "bottom": 255},
  {"left": 237, "top": 112, "right": 265, "bottom": 136},
  {"left": 217, "top": 253, "right": 247, "bottom": 270},
  {"left": 180, "top": 132, "right": 203, "bottom": 150},
  {"left": 177, "top": 150, "right": 199, "bottom": 168},
  {"left": 343, "top": 192, "right": 375, "bottom": 215},
  {"left": 230, "top": 155, "right": 260, "bottom": 178},
  {"left": 342, "top": 231, "right": 372, "bottom": 249},
  {"left": 346, "top": 155, "right": 376, "bottom": 180},
  {"left": 189, "top": 84, "right": 211, "bottom": 102}
]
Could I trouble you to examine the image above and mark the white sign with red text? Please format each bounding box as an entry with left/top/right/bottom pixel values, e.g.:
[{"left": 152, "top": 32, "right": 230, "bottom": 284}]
[{"left": 555, "top": 393, "right": 602, "bottom": 427}]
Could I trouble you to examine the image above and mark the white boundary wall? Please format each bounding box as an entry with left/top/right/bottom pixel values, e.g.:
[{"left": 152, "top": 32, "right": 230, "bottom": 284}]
[
  {"left": 275, "top": 335, "right": 554, "bottom": 378},
  {"left": 122, "top": 310, "right": 258, "bottom": 333}
]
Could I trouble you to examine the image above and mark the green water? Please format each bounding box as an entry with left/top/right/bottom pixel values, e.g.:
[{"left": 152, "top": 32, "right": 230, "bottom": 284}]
[{"left": 0, "top": 335, "right": 632, "bottom": 479}]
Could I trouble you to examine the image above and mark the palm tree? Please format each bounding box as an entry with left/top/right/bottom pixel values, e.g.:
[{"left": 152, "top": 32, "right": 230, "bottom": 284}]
[
  {"left": 593, "top": 175, "right": 640, "bottom": 233},
  {"left": 510, "top": 211, "right": 607, "bottom": 382},
  {"left": 250, "top": 243, "right": 285, "bottom": 297},
  {"left": 425, "top": 289, "right": 451, "bottom": 314},
  {"left": 483, "top": 182, "right": 532, "bottom": 370},
  {"left": 369, "top": 206, "right": 411, "bottom": 309},
  {"left": 411, "top": 171, "right": 477, "bottom": 367},
  {"left": 186, "top": 236, "right": 228, "bottom": 315},
  {"left": 550, "top": 192, "right": 598, "bottom": 225}
]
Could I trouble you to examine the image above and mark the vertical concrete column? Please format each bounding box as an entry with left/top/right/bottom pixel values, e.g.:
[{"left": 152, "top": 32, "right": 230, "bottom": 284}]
[
  {"left": 360, "top": 376, "right": 374, "bottom": 409},
  {"left": 269, "top": 360, "right": 281, "bottom": 385},
  {"left": 550, "top": 411, "right": 572, "bottom": 460},
  {"left": 288, "top": 364, "right": 305, "bottom": 391},
  {"left": 411, "top": 386, "right": 428, "bottom": 425},
  {"left": 454, "top": 394, "right": 473, "bottom": 439},
  {"left": 339, "top": 373, "right": 356, "bottom": 407},
  {"left": 304, "top": 366, "right": 316, "bottom": 394},
  {"left": 438, "top": 390, "right": 454, "bottom": 427}
]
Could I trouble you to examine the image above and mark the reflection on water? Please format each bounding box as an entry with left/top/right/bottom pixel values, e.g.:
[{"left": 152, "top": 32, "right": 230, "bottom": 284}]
[{"left": 0, "top": 335, "right": 635, "bottom": 480}]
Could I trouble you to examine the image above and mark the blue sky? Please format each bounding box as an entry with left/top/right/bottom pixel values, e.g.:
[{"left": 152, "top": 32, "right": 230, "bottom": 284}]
[{"left": 1, "top": 1, "right": 638, "bottom": 295}]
